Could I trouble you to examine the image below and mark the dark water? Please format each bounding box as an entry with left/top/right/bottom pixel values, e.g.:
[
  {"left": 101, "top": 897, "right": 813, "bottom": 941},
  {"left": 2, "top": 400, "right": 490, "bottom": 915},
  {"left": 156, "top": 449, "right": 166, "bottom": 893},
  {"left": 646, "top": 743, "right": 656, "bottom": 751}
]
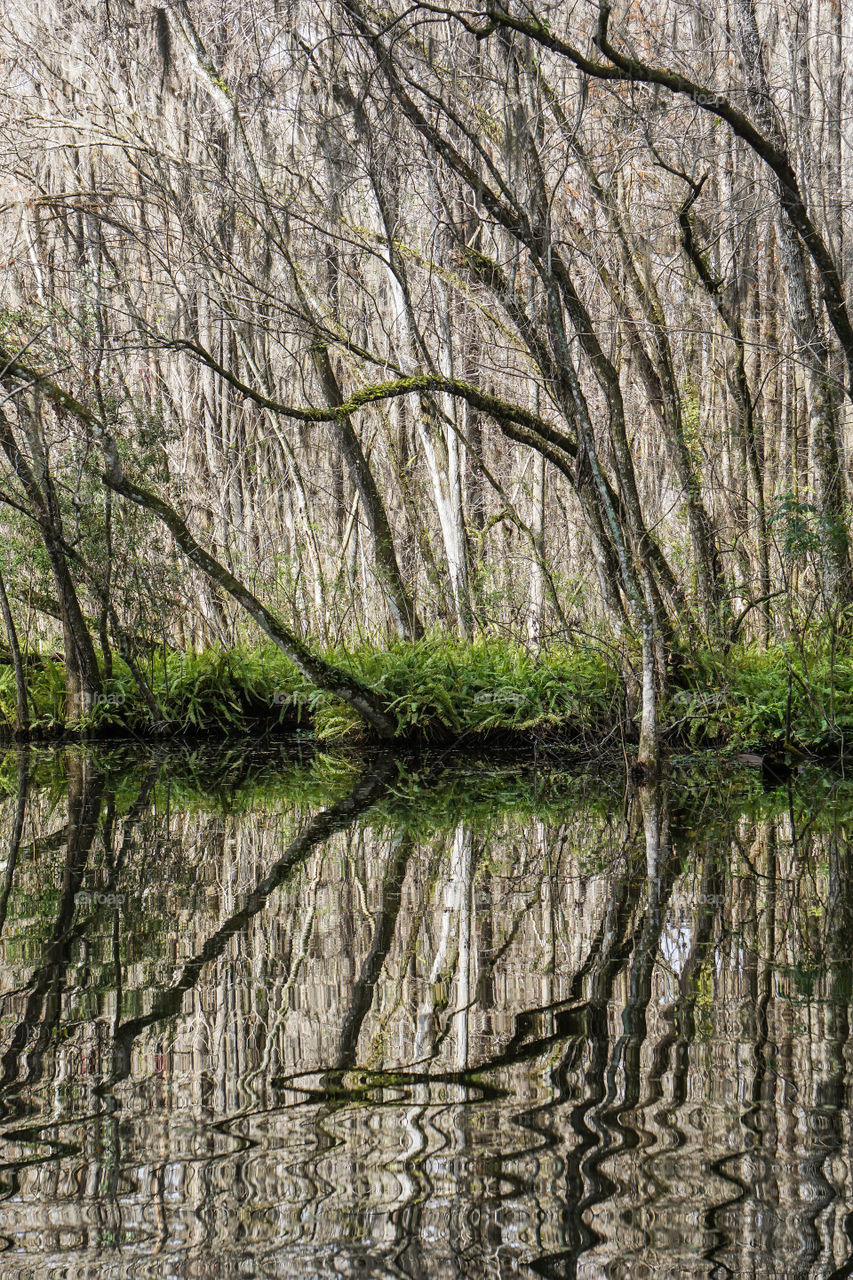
[{"left": 0, "top": 743, "right": 852, "bottom": 1278}]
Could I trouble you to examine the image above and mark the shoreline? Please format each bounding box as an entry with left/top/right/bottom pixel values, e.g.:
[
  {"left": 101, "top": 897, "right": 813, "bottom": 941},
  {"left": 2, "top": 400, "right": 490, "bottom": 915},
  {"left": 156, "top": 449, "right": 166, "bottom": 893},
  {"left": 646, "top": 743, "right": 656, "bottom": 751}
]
[
  {"left": 0, "top": 721, "right": 846, "bottom": 781},
  {"left": 2, "top": 635, "right": 851, "bottom": 762}
]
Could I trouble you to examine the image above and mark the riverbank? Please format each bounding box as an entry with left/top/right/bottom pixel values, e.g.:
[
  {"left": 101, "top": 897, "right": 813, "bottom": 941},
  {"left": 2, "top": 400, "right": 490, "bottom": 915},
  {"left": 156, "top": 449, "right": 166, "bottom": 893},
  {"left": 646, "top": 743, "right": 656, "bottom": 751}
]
[{"left": 1, "top": 634, "right": 852, "bottom": 757}]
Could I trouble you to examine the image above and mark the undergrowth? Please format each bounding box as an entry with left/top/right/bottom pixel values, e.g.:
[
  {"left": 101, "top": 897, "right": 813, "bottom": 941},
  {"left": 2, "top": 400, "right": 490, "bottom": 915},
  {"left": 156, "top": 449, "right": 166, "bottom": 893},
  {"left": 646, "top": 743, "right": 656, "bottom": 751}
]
[
  {"left": 2, "top": 631, "right": 853, "bottom": 751},
  {"left": 666, "top": 639, "right": 853, "bottom": 750}
]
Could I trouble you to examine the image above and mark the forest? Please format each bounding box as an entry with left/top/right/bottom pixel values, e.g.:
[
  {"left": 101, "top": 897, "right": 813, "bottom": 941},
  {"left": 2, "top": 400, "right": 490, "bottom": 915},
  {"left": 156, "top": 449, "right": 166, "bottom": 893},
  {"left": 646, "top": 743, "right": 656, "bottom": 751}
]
[{"left": 1, "top": 0, "right": 853, "bottom": 770}]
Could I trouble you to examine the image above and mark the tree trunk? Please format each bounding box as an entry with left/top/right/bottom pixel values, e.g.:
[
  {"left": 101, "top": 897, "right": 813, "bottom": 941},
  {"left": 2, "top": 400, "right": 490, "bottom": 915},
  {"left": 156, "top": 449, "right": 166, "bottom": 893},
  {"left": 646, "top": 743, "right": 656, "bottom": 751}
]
[
  {"left": 0, "top": 407, "right": 102, "bottom": 723},
  {"left": 528, "top": 450, "right": 546, "bottom": 647},
  {"left": 311, "top": 345, "right": 422, "bottom": 640},
  {"left": 638, "top": 613, "right": 659, "bottom": 776},
  {"left": 0, "top": 568, "right": 29, "bottom": 736},
  {"left": 733, "top": 0, "right": 851, "bottom": 604},
  {"left": 100, "top": 435, "right": 397, "bottom": 739}
]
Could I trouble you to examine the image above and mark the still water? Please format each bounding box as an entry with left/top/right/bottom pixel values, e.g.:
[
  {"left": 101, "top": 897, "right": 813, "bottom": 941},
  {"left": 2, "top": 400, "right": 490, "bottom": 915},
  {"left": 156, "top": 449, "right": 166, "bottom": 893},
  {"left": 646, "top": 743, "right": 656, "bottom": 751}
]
[{"left": 0, "top": 742, "right": 851, "bottom": 1278}]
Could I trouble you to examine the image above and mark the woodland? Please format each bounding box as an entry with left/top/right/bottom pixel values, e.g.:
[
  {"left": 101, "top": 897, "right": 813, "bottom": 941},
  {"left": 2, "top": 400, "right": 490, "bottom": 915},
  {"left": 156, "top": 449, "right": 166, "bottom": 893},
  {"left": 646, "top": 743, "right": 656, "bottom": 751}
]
[{"left": 1, "top": 0, "right": 853, "bottom": 769}]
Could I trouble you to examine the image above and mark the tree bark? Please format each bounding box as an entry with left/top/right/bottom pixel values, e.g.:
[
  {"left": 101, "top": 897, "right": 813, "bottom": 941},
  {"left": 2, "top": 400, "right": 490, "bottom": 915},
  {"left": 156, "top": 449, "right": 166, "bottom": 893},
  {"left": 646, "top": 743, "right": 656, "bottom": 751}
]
[
  {"left": 98, "top": 434, "right": 397, "bottom": 739},
  {"left": 730, "top": 0, "right": 851, "bottom": 604},
  {"left": 0, "top": 407, "right": 102, "bottom": 722},
  {"left": 0, "top": 567, "right": 28, "bottom": 736},
  {"left": 311, "top": 344, "right": 422, "bottom": 640}
]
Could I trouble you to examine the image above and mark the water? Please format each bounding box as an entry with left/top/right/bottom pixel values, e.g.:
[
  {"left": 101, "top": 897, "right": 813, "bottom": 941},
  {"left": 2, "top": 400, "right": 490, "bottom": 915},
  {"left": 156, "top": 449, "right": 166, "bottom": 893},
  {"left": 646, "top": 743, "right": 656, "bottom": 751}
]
[{"left": 0, "top": 742, "right": 851, "bottom": 1278}]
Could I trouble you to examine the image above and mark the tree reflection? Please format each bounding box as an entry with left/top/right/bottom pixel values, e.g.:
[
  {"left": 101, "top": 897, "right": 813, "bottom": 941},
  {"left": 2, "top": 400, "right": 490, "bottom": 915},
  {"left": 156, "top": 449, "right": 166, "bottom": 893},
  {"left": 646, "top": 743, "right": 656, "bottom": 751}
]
[{"left": 0, "top": 750, "right": 849, "bottom": 1277}]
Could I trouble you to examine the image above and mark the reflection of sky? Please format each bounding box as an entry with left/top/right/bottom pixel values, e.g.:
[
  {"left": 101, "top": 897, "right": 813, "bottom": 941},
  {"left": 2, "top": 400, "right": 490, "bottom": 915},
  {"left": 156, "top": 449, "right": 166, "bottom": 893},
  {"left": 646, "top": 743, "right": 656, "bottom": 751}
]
[{"left": 659, "top": 915, "right": 693, "bottom": 978}]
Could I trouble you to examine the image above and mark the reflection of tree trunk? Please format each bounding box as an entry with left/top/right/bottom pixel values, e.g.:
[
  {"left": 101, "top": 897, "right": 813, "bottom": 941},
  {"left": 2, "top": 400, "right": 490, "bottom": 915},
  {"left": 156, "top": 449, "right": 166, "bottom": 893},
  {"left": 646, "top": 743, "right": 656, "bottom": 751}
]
[
  {"left": 639, "top": 779, "right": 668, "bottom": 890},
  {"left": 112, "top": 755, "right": 395, "bottom": 1081},
  {"left": 647, "top": 841, "right": 720, "bottom": 1140},
  {"left": 452, "top": 825, "right": 474, "bottom": 1073},
  {"left": 414, "top": 824, "right": 476, "bottom": 1067},
  {"left": 0, "top": 754, "right": 104, "bottom": 1097},
  {"left": 0, "top": 750, "right": 28, "bottom": 941},
  {"left": 611, "top": 782, "right": 675, "bottom": 1141},
  {"left": 552, "top": 796, "right": 678, "bottom": 1276},
  {"left": 334, "top": 833, "right": 413, "bottom": 1071},
  {"left": 549, "top": 851, "right": 646, "bottom": 1267},
  {"left": 742, "top": 817, "right": 779, "bottom": 1266},
  {"left": 803, "top": 818, "right": 851, "bottom": 1269}
]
